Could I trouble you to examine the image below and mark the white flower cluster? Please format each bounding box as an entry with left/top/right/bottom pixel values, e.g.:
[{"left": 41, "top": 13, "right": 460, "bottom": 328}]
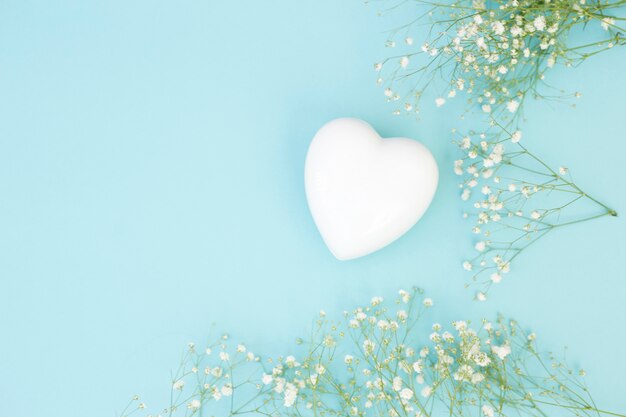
[
  {"left": 453, "top": 126, "right": 616, "bottom": 299},
  {"left": 121, "top": 288, "right": 615, "bottom": 417},
  {"left": 376, "top": 0, "right": 624, "bottom": 118},
  {"left": 120, "top": 335, "right": 261, "bottom": 417}
]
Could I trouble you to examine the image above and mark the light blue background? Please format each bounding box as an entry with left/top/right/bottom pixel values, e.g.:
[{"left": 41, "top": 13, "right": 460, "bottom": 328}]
[{"left": 1, "top": 1, "right": 625, "bottom": 416}]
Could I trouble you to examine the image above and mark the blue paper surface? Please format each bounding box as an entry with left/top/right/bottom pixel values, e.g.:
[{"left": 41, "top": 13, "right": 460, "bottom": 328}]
[{"left": 0, "top": 1, "right": 624, "bottom": 415}]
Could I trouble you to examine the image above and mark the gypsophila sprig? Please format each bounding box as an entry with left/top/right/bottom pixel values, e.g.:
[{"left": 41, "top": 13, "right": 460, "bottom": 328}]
[
  {"left": 121, "top": 288, "right": 626, "bottom": 417},
  {"left": 118, "top": 334, "right": 269, "bottom": 417},
  {"left": 455, "top": 121, "right": 617, "bottom": 299},
  {"left": 373, "top": 0, "right": 625, "bottom": 119}
]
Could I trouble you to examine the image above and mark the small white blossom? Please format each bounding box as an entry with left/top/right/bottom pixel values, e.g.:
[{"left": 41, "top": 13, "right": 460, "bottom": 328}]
[
  {"left": 492, "top": 344, "right": 512, "bottom": 360},
  {"left": 400, "top": 387, "right": 414, "bottom": 400},
  {"left": 221, "top": 384, "right": 233, "bottom": 396},
  {"left": 392, "top": 376, "right": 403, "bottom": 391},
  {"left": 492, "top": 21, "right": 505, "bottom": 35},
  {"left": 283, "top": 383, "right": 298, "bottom": 407},
  {"left": 472, "top": 372, "right": 485, "bottom": 384},
  {"left": 461, "top": 188, "right": 471, "bottom": 201},
  {"left": 285, "top": 355, "right": 298, "bottom": 367},
  {"left": 507, "top": 100, "right": 519, "bottom": 112},
  {"left": 601, "top": 17, "right": 615, "bottom": 30}
]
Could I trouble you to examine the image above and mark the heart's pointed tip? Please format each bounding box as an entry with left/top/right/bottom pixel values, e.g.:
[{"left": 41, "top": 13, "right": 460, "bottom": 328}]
[
  {"left": 329, "top": 249, "right": 351, "bottom": 261},
  {"left": 329, "top": 247, "right": 367, "bottom": 261},
  {"left": 334, "top": 254, "right": 356, "bottom": 261}
]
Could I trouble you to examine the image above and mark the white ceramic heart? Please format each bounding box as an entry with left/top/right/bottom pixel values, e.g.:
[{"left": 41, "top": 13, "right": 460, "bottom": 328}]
[{"left": 305, "top": 118, "right": 438, "bottom": 260}]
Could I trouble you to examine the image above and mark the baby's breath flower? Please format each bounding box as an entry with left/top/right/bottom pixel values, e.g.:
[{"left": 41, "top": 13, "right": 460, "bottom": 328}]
[
  {"left": 452, "top": 124, "right": 613, "bottom": 297},
  {"left": 363, "top": 339, "right": 376, "bottom": 354},
  {"left": 262, "top": 374, "right": 273, "bottom": 385},
  {"left": 506, "top": 99, "right": 519, "bottom": 112},
  {"left": 371, "top": 296, "right": 383, "bottom": 306},
  {"left": 601, "top": 17, "right": 615, "bottom": 30},
  {"left": 125, "top": 297, "right": 622, "bottom": 417},
  {"left": 376, "top": 0, "right": 624, "bottom": 126},
  {"left": 491, "top": 343, "right": 511, "bottom": 359},
  {"left": 188, "top": 399, "right": 200, "bottom": 410}
]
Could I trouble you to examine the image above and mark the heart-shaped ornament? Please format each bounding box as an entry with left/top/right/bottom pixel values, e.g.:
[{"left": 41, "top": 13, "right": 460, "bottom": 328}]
[{"left": 305, "top": 118, "right": 438, "bottom": 260}]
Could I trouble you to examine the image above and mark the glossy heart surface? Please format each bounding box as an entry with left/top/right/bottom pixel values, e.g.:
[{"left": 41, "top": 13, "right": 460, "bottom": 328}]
[{"left": 305, "top": 118, "right": 439, "bottom": 260}]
